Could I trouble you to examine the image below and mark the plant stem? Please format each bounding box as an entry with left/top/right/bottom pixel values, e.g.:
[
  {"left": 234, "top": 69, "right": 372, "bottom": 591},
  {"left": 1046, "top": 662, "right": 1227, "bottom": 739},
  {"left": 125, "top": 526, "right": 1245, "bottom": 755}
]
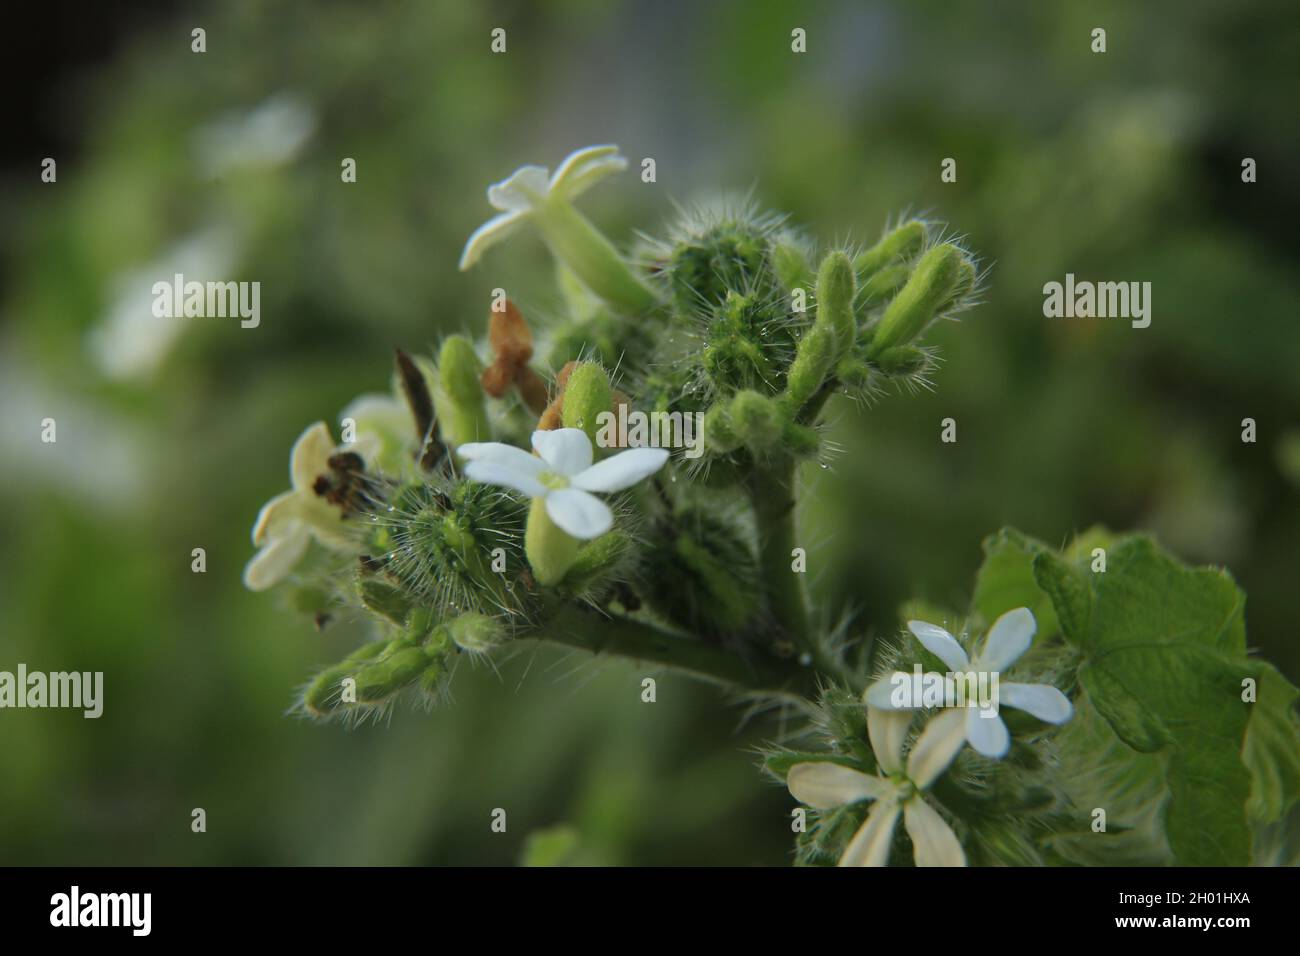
[
  {"left": 748, "top": 458, "right": 812, "bottom": 651},
  {"left": 529, "top": 605, "right": 815, "bottom": 699}
]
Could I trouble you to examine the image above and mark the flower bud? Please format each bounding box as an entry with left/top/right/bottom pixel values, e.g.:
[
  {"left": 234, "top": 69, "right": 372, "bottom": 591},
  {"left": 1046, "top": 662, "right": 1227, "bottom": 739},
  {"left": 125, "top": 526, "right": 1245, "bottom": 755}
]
[
  {"left": 729, "top": 390, "right": 783, "bottom": 453},
  {"left": 436, "top": 336, "right": 491, "bottom": 445},
  {"left": 772, "top": 238, "right": 813, "bottom": 293},
  {"left": 869, "top": 243, "right": 969, "bottom": 355},
  {"left": 561, "top": 362, "right": 613, "bottom": 447},
  {"left": 354, "top": 645, "right": 429, "bottom": 703},
  {"left": 783, "top": 252, "right": 857, "bottom": 410},
  {"left": 855, "top": 220, "right": 925, "bottom": 278},
  {"left": 448, "top": 612, "right": 506, "bottom": 654}
]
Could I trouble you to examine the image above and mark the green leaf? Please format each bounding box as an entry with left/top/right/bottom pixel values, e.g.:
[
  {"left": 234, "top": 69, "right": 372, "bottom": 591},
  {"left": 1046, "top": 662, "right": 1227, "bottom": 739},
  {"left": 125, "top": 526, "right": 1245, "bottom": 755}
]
[
  {"left": 1032, "top": 550, "right": 1093, "bottom": 646},
  {"left": 1076, "top": 662, "right": 1171, "bottom": 753},
  {"left": 972, "top": 528, "right": 1060, "bottom": 640},
  {"left": 1242, "top": 661, "right": 1300, "bottom": 825},
  {"left": 1055, "top": 536, "right": 1253, "bottom": 864}
]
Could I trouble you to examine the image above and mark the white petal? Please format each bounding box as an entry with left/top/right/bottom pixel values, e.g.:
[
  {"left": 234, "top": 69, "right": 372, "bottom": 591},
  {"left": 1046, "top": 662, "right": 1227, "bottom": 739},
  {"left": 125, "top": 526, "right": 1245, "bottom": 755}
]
[
  {"left": 964, "top": 706, "right": 1011, "bottom": 759},
  {"left": 290, "top": 421, "right": 337, "bottom": 490},
  {"left": 978, "top": 607, "right": 1036, "bottom": 672},
  {"left": 1000, "top": 682, "right": 1073, "bottom": 725},
  {"left": 457, "top": 441, "right": 546, "bottom": 476},
  {"left": 838, "top": 798, "right": 901, "bottom": 867},
  {"left": 545, "top": 488, "right": 612, "bottom": 539},
  {"left": 906, "top": 707, "right": 967, "bottom": 787},
  {"left": 251, "top": 490, "right": 300, "bottom": 545},
  {"left": 864, "top": 671, "right": 921, "bottom": 710},
  {"left": 459, "top": 210, "right": 529, "bottom": 271},
  {"left": 571, "top": 447, "right": 668, "bottom": 492},
  {"left": 549, "top": 145, "right": 627, "bottom": 201},
  {"left": 907, "top": 620, "right": 970, "bottom": 671},
  {"left": 866, "top": 706, "right": 910, "bottom": 774},
  {"left": 903, "top": 798, "right": 966, "bottom": 867},
  {"left": 787, "top": 762, "right": 892, "bottom": 809},
  {"left": 463, "top": 460, "right": 547, "bottom": 498},
  {"left": 487, "top": 164, "right": 550, "bottom": 211},
  {"left": 531, "top": 428, "right": 593, "bottom": 476},
  {"left": 242, "top": 526, "right": 310, "bottom": 591}
]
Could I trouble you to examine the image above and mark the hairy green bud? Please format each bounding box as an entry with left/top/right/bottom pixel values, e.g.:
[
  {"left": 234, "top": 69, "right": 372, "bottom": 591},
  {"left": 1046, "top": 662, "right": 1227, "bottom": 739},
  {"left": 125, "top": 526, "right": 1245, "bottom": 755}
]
[
  {"left": 667, "top": 220, "right": 773, "bottom": 311},
  {"left": 357, "top": 578, "right": 413, "bottom": 626},
  {"left": 561, "top": 530, "right": 633, "bottom": 599},
  {"left": 772, "top": 238, "right": 813, "bottom": 293},
  {"left": 872, "top": 345, "right": 930, "bottom": 377},
  {"left": 447, "top": 613, "right": 506, "bottom": 654},
  {"left": 783, "top": 325, "right": 838, "bottom": 411},
  {"left": 702, "top": 402, "right": 740, "bottom": 454},
  {"left": 869, "top": 243, "right": 969, "bottom": 355},
  {"left": 855, "top": 220, "right": 926, "bottom": 278},
  {"left": 354, "top": 644, "right": 429, "bottom": 703},
  {"left": 302, "top": 663, "right": 354, "bottom": 718},
  {"left": 436, "top": 336, "right": 491, "bottom": 446},
  {"left": 782, "top": 252, "right": 857, "bottom": 411},
  {"left": 561, "top": 362, "right": 613, "bottom": 447},
  {"left": 859, "top": 263, "right": 910, "bottom": 308},
  {"left": 729, "top": 390, "right": 783, "bottom": 454}
]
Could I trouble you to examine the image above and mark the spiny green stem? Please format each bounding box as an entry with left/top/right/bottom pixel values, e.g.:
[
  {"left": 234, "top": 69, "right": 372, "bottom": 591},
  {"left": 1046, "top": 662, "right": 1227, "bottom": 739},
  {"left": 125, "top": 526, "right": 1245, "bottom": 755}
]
[
  {"left": 529, "top": 605, "right": 815, "bottom": 699},
  {"left": 747, "top": 459, "right": 812, "bottom": 652}
]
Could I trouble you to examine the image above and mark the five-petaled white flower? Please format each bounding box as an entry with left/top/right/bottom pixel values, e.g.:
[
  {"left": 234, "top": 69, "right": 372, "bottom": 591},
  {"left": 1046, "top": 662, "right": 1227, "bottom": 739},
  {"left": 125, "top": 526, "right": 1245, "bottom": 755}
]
[
  {"left": 458, "top": 428, "right": 667, "bottom": 539},
  {"left": 788, "top": 706, "right": 967, "bottom": 867},
  {"left": 458, "top": 145, "right": 627, "bottom": 271},
  {"left": 866, "top": 607, "right": 1073, "bottom": 758},
  {"left": 244, "top": 422, "right": 355, "bottom": 591}
]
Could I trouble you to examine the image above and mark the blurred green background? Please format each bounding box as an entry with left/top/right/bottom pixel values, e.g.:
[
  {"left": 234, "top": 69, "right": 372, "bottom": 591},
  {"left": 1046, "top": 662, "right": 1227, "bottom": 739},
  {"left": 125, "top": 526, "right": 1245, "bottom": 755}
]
[{"left": 2, "top": 0, "right": 1297, "bottom": 865}]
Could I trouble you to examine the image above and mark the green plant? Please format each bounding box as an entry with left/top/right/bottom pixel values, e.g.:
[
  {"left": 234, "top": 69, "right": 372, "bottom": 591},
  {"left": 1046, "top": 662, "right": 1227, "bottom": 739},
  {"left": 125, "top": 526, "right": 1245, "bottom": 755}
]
[{"left": 246, "top": 146, "right": 1298, "bottom": 865}]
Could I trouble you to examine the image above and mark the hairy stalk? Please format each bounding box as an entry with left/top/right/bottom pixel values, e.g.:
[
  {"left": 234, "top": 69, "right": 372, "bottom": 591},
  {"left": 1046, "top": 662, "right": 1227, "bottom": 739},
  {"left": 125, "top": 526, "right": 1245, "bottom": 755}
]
[
  {"left": 747, "top": 460, "right": 811, "bottom": 652},
  {"left": 530, "top": 605, "right": 815, "bottom": 699}
]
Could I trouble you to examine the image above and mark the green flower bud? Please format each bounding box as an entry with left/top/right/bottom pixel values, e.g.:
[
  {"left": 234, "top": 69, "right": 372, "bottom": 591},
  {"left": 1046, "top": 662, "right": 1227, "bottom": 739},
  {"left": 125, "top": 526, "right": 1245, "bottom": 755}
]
[
  {"left": 302, "top": 663, "right": 354, "bottom": 718},
  {"left": 772, "top": 238, "right": 813, "bottom": 293},
  {"left": 855, "top": 220, "right": 925, "bottom": 278},
  {"left": 938, "top": 256, "right": 977, "bottom": 313},
  {"left": 526, "top": 496, "right": 581, "bottom": 587},
  {"left": 872, "top": 345, "right": 930, "bottom": 377},
  {"left": 436, "top": 336, "right": 491, "bottom": 446},
  {"left": 702, "top": 402, "right": 740, "bottom": 454},
  {"left": 447, "top": 612, "right": 506, "bottom": 654},
  {"left": 561, "top": 362, "right": 613, "bottom": 447},
  {"left": 783, "top": 324, "right": 837, "bottom": 411},
  {"left": 868, "top": 243, "right": 968, "bottom": 355},
  {"left": 782, "top": 252, "right": 857, "bottom": 411},
  {"left": 816, "top": 251, "right": 857, "bottom": 349},
  {"left": 729, "top": 390, "right": 783, "bottom": 454},
  {"left": 357, "top": 578, "right": 412, "bottom": 626},
  {"left": 561, "top": 530, "right": 633, "bottom": 597},
  {"left": 354, "top": 645, "right": 429, "bottom": 703},
  {"left": 859, "top": 263, "right": 910, "bottom": 308}
]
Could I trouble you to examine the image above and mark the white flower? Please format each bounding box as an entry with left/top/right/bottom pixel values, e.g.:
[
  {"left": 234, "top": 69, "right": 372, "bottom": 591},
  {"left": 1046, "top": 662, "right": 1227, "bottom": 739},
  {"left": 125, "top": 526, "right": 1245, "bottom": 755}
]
[
  {"left": 243, "top": 422, "right": 354, "bottom": 591},
  {"left": 866, "top": 607, "right": 1073, "bottom": 758},
  {"left": 457, "top": 428, "right": 666, "bottom": 539},
  {"left": 787, "top": 706, "right": 967, "bottom": 867},
  {"left": 459, "top": 145, "right": 627, "bottom": 270}
]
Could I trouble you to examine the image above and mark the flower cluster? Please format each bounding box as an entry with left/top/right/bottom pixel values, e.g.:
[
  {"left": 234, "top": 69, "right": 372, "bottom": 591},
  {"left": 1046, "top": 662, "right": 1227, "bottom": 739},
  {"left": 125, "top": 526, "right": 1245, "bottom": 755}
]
[{"left": 245, "top": 146, "right": 1003, "bottom": 859}]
